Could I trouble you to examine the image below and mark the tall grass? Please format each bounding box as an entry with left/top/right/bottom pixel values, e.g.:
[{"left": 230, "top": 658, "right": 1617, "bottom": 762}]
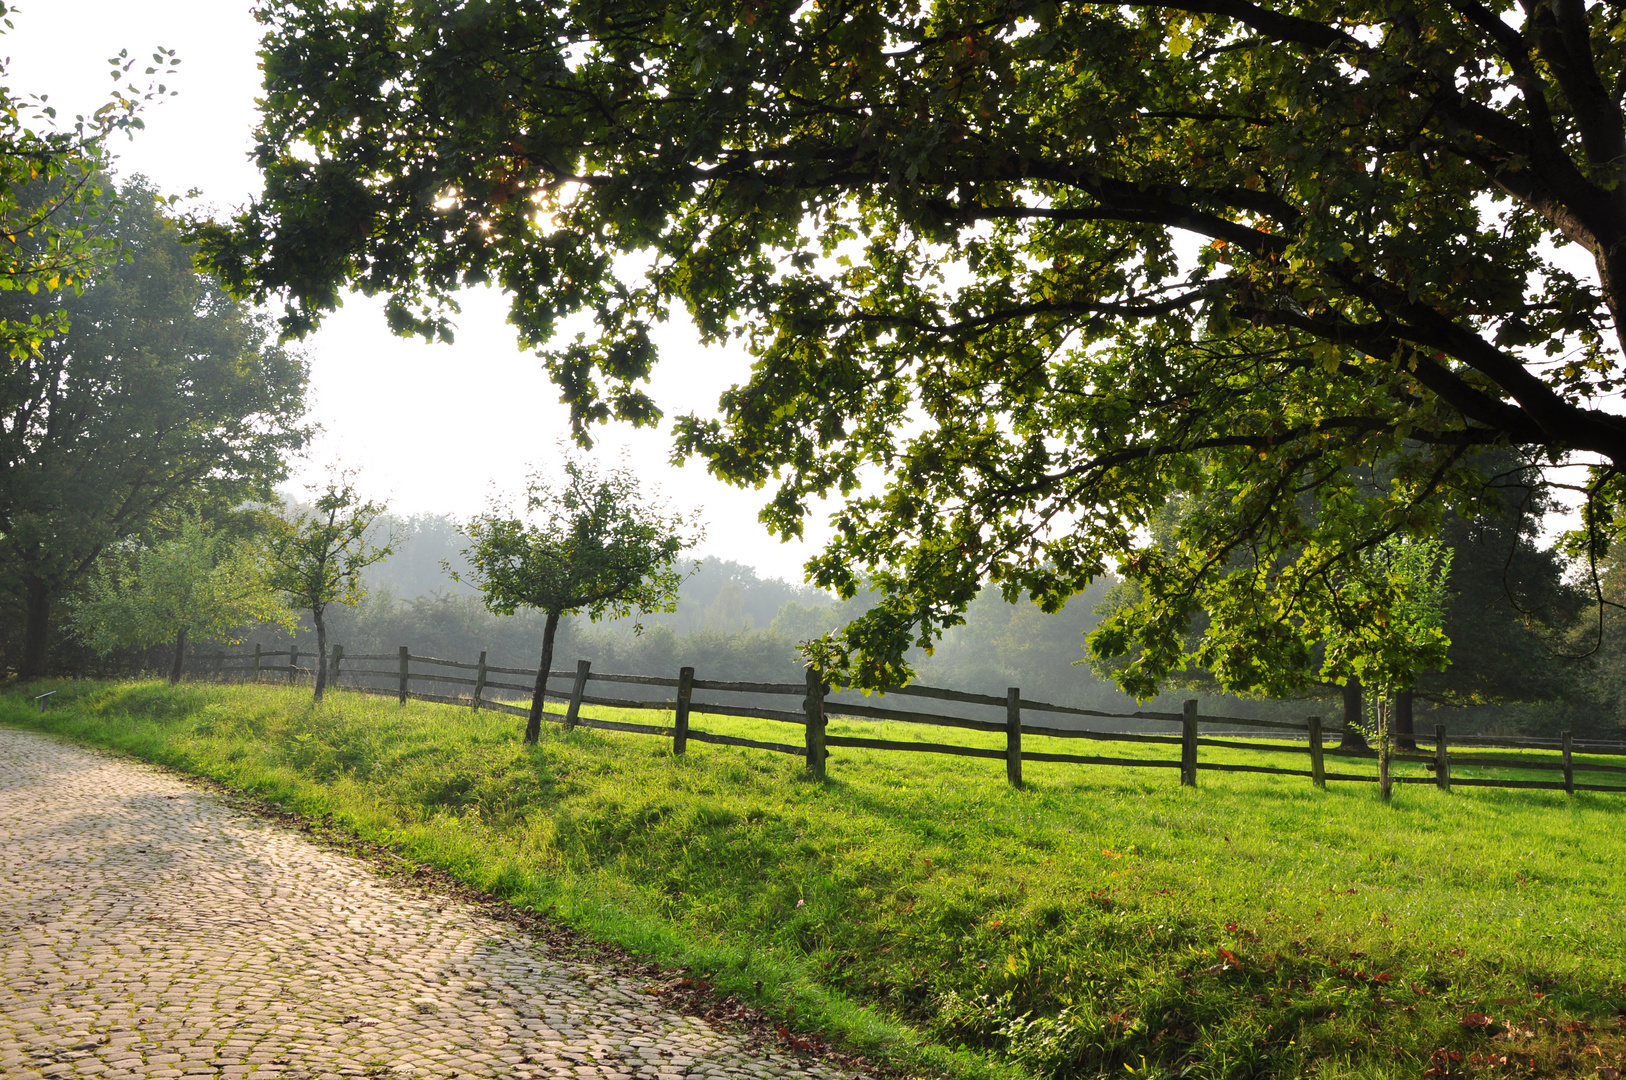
[{"left": 5, "top": 679, "right": 1624, "bottom": 1080}]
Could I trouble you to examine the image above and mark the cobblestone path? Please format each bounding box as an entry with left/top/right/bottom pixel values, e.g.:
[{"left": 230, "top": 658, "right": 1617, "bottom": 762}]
[{"left": 0, "top": 729, "right": 843, "bottom": 1080}]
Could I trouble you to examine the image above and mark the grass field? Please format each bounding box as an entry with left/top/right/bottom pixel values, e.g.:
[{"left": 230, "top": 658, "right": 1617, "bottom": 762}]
[{"left": 4, "top": 678, "right": 1626, "bottom": 1080}]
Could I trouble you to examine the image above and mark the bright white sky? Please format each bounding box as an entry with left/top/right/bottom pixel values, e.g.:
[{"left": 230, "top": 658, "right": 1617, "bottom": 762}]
[{"left": 3, "top": 0, "right": 831, "bottom": 582}]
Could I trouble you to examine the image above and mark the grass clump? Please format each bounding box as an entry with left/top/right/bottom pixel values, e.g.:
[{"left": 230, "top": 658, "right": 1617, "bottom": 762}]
[{"left": 5, "top": 678, "right": 1626, "bottom": 1080}]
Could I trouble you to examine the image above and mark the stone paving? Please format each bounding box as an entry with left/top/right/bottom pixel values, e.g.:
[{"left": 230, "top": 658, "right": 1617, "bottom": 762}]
[{"left": 0, "top": 729, "right": 848, "bottom": 1080}]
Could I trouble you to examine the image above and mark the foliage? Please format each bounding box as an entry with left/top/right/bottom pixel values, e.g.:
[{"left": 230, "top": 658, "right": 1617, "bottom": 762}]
[
  {"left": 266, "top": 476, "right": 392, "bottom": 699},
  {"left": 1413, "top": 468, "right": 1586, "bottom": 707},
  {"left": 201, "top": 0, "right": 1626, "bottom": 694},
  {"left": 1096, "top": 459, "right": 1585, "bottom": 711},
  {"left": 459, "top": 457, "right": 700, "bottom": 627},
  {"left": 11, "top": 680, "right": 1626, "bottom": 1080},
  {"left": 1327, "top": 536, "right": 1454, "bottom": 700},
  {"left": 0, "top": 6, "right": 176, "bottom": 362},
  {"left": 70, "top": 518, "right": 290, "bottom": 662},
  {"left": 0, "top": 180, "right": 309, "bottom": 676}
]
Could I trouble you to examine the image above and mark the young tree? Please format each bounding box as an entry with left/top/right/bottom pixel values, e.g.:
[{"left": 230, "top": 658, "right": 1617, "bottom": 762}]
[
  {"left": 0, "top": 181, "right": 308, "bottom": 677},
  {"left": 70, "top": 518, "right": 291, "bottom": 683},
  {"left": 266, "top": 477, "right": 393, "bottom": 702},
  {"left": 198, "top": 1, "right": 1626, "bottom": 694},
  {"left": 1326, "top": 536, "right": 1454, "bottom": 798},
  {"left": 458, "top": 458, "right": 700, "bottom": 744}
]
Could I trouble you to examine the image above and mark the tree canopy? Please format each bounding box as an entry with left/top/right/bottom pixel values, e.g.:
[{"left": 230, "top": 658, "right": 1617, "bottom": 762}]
[
  {"left": 0, "top": 180, "right": 309, "bottom": 676},
  {"left": 200, "top": 0, "right": 1626, "bottom": 691}
]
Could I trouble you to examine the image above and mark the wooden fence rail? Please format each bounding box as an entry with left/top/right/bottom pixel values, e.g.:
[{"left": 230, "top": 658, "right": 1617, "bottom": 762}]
[{"left": 193, "top": 644, "right": 1626, "bottom": 796}]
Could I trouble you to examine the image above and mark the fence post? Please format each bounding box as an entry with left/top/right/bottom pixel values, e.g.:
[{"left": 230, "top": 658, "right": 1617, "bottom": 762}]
[
  {"left": 674, "top": 666, "right": 694, "bottom": 755},
  {"left": 398, "top": 646, "right": 409, "bottom": 704},
  {"left": 332, "top": 644, "right": 343, "bottom": 688},
  {"left": 253, "top": 642, "right": 262, "bottom": 683},
  {"left": 214, "top": 651, "right": 224, "bottom": 681},
  {"left": 1563, "top": 730, "right": 1574, "bottom": 795},
  {"left": 1434, "top": 724, "right": 1450, "bottom": 793},
  {"left": 1308, "top": 716, "right": 1325, "bottom": 789},
  {"left": 1006, "top": 687, "right": 1023, "bottom": 789},
  {"left": 804, "top": 667, "right": 827, "bottom": 778},
  {"left": 472, "top": 650, "right": 487, "bottom": 711},
  {"left": 288, "top": 647, "right": 299, "bottom": 685},
  {"left": 565, "top": 659, "right": 591, "bottom": 730},
  {"left": 1181, "top": 699, "right": 1198, "bottom": 787}
]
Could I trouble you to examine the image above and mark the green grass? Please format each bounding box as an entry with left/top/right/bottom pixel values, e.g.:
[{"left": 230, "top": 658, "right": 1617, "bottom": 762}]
[{"left": 5, "top": 678, "right": 1626, "bottom": 1080}]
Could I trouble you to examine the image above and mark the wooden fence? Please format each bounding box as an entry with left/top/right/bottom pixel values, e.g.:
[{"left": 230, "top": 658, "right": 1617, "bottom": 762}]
[{"left": 195, "top": 644, "right": 1626, "bottom": 795}]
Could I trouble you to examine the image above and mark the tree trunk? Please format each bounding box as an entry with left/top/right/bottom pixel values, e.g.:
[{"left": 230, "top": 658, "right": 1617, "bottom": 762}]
[
  {"left": 1338, "top": 676, "right": 1370, "bottom": 750},
  {"left": 1377, "top": 695, "right": 1391, "bottom": 801},
  {"left": 169, "top": 627, "right": 187, "bottom": 685},
  {"left": 312, "top": 606, "right": 329, "bottom": 702},
  {"left": 525, "top": 611, "right": 561, "bottom": 745},
  {"left": 20, "top": 580, "right": 51, "bottom": 679},
  {"left": 1394, "top": 688, "right": 1417, "bottom": 751}
]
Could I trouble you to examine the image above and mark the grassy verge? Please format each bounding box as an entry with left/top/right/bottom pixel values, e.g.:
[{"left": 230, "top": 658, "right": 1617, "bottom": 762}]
[{"left": 5, "top": 679, "right": 1625, "bottom": 1080}]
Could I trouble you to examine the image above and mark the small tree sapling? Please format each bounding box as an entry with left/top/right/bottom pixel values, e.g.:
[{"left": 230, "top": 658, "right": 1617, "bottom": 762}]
[
  {"left": 266, "top": 475, "right": 393, "bottom": 702},
  {"left": 458, "top": 457, "right": 700, "bottom": 744}
]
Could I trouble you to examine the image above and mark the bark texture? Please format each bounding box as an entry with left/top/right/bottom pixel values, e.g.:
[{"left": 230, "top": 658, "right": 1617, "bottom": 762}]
[{"left": 525, "top": 612, "right": 562, "bottom": 745}]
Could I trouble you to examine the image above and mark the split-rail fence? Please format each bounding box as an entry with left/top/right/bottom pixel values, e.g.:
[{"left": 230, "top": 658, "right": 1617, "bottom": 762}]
[{"left": 195, "top": 644, "right": 1626, "bottom": 796}]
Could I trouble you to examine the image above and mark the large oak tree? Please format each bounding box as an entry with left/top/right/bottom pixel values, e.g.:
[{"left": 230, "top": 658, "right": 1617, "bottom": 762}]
[
  {"left": 1, "top": 183, "right": 309, "bottom": 676},
  {"left": 199, "top": 0, "right": 1626, "bottom": 692}
]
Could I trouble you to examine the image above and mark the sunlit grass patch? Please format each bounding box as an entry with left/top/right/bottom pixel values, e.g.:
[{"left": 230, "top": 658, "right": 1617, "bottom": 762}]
[{"left": 5, "top": 679, "right": 1625, "bottom": 1080}]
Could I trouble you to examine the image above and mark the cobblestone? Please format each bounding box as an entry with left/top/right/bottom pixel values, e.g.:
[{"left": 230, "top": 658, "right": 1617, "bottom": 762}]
[{"left": 1, "top": 730, "right": 852, "bottom": 1080}]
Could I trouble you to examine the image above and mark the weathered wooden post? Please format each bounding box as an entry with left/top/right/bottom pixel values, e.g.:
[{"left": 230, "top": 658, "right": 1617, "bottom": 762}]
[
  {"left": 253, "top": 642, "right": 262, "bottom": 683},
  {"left": 331, "top": 644, "right": 344, "bottom": 688},
  {"left": 1562, "top": 731, "right": 1574, "bottom": 795},
  {"left": 1181, "top": 699, "right": 1198, "bottom": 787},
  {"left": 288, "top": 647, "right": 299, "bottom": 685},
  {"left": 673, "top": 666, "right": 695, "bottom": 755},
  {"left": 565, "top": 659, "right": 591, "bottom": 730},
  {"left": 1006, "top": 687, "right": 1023, "bottom": 789},
  {"left": 804, "top": 667, "right": 827, "bottom": 778},
  {"left": 1308, "top": 715, "right": 1326, "bottom": 789},
  {"left": 398, "top": 646, "right": 410, "bottom": 704},
  {"left": 472, "top": 651, "right": 488, "bottom": 711},
  {"left": 1434, "top": 724, "right": 1451, "bottom": 792}
]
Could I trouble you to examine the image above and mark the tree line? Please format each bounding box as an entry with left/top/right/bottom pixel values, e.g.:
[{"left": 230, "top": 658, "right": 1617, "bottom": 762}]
[{"left": 170, "top": 488, "right": 1625, "bottom": 740}]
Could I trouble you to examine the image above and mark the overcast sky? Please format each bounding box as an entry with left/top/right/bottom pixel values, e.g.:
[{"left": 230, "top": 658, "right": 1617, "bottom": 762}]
[{"left": 3, "top": 0, "right": 831, "bottom": 582}]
